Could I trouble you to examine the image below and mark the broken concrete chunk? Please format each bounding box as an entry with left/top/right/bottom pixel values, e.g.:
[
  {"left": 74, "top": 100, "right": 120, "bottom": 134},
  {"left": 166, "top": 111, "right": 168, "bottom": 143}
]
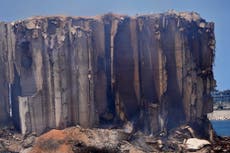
[
  {"left": 199, "top": 22, "right": 206, "bottom": 28},
  {"left": 185, "top": 138, "right": 211, "bottom": 150},
  {"left": 25, "top": 21, "right": 37, "bottom": 29}
]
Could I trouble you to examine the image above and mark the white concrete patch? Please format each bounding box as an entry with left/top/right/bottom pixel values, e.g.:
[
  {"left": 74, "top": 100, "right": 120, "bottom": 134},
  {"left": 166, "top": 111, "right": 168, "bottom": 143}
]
[
  {"left": 18, "top": 97, "right": 29, "bottom": 135},
  {"left": 185, "top": 138, "right": 211, "bottom": 150}
]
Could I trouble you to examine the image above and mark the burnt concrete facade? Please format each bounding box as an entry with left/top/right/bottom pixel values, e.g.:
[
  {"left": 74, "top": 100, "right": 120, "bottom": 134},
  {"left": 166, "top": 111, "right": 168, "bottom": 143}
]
[{"left": 0, "top": 12, "right": 215, "bottom": 135}]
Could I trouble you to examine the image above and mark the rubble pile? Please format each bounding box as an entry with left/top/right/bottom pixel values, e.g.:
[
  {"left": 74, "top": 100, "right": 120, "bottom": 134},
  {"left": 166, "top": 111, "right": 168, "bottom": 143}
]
[{"left": 0, "top": 125, "right": 229, "bottom": 153}]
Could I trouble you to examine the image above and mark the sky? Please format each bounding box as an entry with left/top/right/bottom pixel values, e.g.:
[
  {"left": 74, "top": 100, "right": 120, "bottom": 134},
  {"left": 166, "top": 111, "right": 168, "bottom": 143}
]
[{"left": 0, "top": 0, "right": 229, "bottom": 90}]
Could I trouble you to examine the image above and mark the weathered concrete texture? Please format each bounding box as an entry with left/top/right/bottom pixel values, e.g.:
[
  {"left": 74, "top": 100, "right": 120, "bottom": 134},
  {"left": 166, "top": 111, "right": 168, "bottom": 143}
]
[
  {"left": 0, "top": 22, "right": 15, "bottom": 126},
  {"left": 0, "top": 12, "right": 215, "bottom": 135}
]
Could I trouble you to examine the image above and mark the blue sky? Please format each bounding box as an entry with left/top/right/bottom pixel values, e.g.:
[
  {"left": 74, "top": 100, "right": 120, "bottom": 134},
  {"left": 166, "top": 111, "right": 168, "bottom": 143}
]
[{"left": 0, "top": 0, "right": 229, "bottom": 90}]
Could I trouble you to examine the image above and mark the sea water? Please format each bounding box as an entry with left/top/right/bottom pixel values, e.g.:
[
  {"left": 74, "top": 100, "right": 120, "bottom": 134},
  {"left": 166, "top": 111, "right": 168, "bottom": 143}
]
[{"left": 211, "top": 120, "right": 230, "bottom": 136}]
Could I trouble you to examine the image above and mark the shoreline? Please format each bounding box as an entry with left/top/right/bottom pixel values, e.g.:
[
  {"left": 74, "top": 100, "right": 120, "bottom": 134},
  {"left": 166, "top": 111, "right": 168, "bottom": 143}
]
[{"left": 208, "top": 110, "right": 230, "bottom": 120}]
